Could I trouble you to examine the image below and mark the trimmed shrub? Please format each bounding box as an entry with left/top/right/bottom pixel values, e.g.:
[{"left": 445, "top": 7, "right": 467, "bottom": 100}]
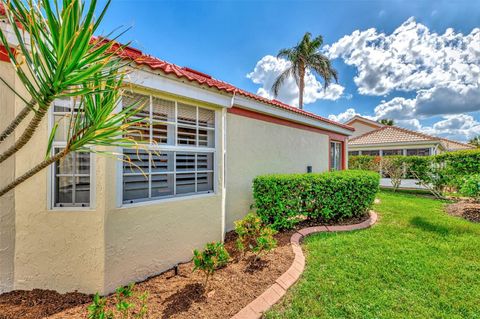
[
  {"left": 349, "top": 155, "right": 381, "bottom": 172},
  {"left": 349, "top": 150, "right": 480, "bottom": 196},
  {"left": 460, "top": 174, "right": 480, "bottom": 202},
  {"left": 193, "top": 242, "right": 230, "bottom": 290},
  {"left": 234, "top": 212, "right": 277, "bottom": 261},
  {"left": 253, "top": 170, "right": 380, "bottom": 230}
]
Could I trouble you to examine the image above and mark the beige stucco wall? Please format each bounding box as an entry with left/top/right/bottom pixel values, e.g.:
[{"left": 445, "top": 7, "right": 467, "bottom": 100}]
[
  {"left": 12, "top": 121, "right": 107, "bottom": 293},
  {"left": 102, "top": 101, "right": 225, "bottom": 293},
  {"left": 0, "top": 60, "right": 16, "bottom": 293},
  {"left": 349, "top": 120, "right": 379, "bottom": 137},
  {"left": 225, "top": 113, "right": 330, "bottom": 230},
  {"left": 0, "top": 60, "right": 226, "bottom": 295}
]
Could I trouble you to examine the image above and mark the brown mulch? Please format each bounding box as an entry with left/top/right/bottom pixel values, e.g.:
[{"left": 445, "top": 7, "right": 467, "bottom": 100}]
[
  {"left": 446, "top": 200, "right": 480, "bottom": 223},
  {"left": 0, "top": 231, "right": 294, "bottom": 319},
  {"left": 0, "top": 213, "right": 370, "bottom": 319},
  {"left": 0, "top": 289, "right": 91, "bottom": 319}
]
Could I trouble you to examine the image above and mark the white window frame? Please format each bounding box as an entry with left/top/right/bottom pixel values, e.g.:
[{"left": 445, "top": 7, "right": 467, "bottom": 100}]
[
  {"left": 330, "top": 141, "right": 343, "bottom": 171},
  {"left": 47, "top": 98, "right": 96, "bottom": 210},
  {"left": 119, "top": 93, "right": 217, "bottom": 207}
]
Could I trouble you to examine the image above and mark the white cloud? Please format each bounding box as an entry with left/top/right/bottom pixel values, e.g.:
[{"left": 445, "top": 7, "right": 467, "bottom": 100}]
[
  {"left": 328, "top": 108, "right": 360, "bottom": 123},
  {"left": 422, "top": 114, "right": 480, "bottom": 140},
  {"left": 325, "top": 18, "right": 480, "bottom": 97},
  {"left": 247, "top": 55, "right": 344, "bottom": 107},
  {"left": 372, "top": 83, "right": 480, "bottom": 120}
]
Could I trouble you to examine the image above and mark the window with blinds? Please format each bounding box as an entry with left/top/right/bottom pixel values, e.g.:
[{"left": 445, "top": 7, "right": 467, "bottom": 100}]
[
  {"left": 50, "top": 98, "right": 92, "bottom": 208},
  {"left": 122, "top": 92, "right": 216, "bottom": 204}
]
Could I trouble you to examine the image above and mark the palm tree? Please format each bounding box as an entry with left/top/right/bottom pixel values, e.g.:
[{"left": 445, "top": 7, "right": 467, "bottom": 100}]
[
  {"left": 469, "top": 136, "right": 480, "bottom": 148},
  {"left": 0, "top": 0, "right": 142, "bottom": 197},
  {"left": 271, "top": 32, "right": 338, "bottom": 109},
  {"left": 378, "top": 119, "right": 395, "bottom": 126}
]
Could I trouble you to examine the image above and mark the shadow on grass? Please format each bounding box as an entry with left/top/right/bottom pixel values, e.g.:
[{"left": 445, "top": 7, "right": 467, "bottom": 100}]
[{"left": 410, "top": 216, "right": 473, "bottom": 236}]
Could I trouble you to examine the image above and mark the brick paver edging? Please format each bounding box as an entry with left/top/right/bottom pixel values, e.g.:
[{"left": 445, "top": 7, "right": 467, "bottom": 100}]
[{"left": 231, "top": 211, "right": 378, "bottom": 319}]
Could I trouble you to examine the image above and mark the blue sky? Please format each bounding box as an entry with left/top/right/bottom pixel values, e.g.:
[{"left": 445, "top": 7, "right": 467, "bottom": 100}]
[{"left": 98, "top": 0, "right": 480, "bottom": 141}]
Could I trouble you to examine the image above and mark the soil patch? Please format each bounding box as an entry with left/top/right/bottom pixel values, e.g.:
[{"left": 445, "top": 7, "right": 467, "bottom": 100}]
[
  {"left": 293, "top": 212, "right": 370, "bottom": 228},
  {"left": 0, "top": 289, "right": 91, "bottom": 319},
  {"left": 446, "top": 200, "right": 480, "bottom": 223}
]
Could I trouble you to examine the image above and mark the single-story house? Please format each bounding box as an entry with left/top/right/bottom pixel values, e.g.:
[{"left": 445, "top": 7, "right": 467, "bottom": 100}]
[
  {"left": 345, "top": 116, "right": 474, "bottom": 157},
  {"left": 0, "top": 25, "right": 354, "bottom": 294}
]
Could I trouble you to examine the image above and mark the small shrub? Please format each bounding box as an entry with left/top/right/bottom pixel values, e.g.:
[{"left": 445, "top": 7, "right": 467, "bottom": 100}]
[
  {"left": 87, "top": 283, "right": 149, "bottom": 319},
  {"left": 349, "top": 155, "right": 381, "bottom": 172},
  {"left": 193, "top": 242, "right": 230, "bottom": 291},
  {"left": 235, "top": 213, "right": 277, "bottom": 261},
  {"left": 381, "top": 156, "right": 409, "bottom": 191},
  {"left": 460, "top": 175, "right": 480, "bottom": 202},
  {"left": 253, "top": 170, "right": 380, "bottom": 230},
  {"left": 88, "top": 293, "right": 113, "bottom": 319}
]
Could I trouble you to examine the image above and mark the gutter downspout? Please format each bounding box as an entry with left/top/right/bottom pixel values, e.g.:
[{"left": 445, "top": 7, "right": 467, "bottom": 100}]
[{"left": 221, "top": 89, "right": 236, "bottom": 242}]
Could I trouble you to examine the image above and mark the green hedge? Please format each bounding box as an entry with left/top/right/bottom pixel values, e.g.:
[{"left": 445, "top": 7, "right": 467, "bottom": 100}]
[
  {"left": 348, "top": 149, "right": 480, "bottom": 190},
  {"left": 253, "top": 170, "right": 380, "bottom": 230}
]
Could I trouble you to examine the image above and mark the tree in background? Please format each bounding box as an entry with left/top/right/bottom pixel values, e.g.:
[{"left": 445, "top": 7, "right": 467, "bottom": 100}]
[
  {"left": 271, "top": 32, "right": 338, "bottom": 109},
  {"left": 378, "top": 119, "right": 395, "bottom": 126},
  {"left": 469, "top": 136, "right": 480, "bottom": 148},
  {"left": 0, "top": 0, "right": 141, "bottom": 197}
]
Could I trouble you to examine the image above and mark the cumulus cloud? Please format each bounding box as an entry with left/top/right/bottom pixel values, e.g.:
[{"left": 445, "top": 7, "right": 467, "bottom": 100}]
[
  {"left": 422, "top": 114, "right": 480, "bottom": 140},
  {"left": 247, "top": 55, "right": 345, "bottom": 106},
  {"left": 325, "top": 17, "right": 480, "bottom": 97},
  {"left": 328, "top": 108, "right": 376, "bottom": 123}
]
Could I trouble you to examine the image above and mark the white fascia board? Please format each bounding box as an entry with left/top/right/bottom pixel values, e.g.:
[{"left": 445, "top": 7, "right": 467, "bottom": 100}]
[
  {"left": 125, "top": 68, "right": 232, "bottom": 108},
  {"left": 348, "top": 140, "right": 441, "bottom": 149},
  {"left": 233, "top": 95, "right": 353, "bottom": 136}
]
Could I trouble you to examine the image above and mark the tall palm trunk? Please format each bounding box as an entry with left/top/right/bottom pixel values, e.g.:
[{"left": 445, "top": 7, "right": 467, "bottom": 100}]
[
  {"left": 298, "top": 66, "right": 306, "bottom": 109},
  {"left": 0, "top": 148, "right": 68, "bottom": 197}
]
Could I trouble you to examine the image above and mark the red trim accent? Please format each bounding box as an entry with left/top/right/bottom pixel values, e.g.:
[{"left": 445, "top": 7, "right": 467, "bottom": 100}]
[
  {"left": 0, "top": 45, "right": 14, "bottom": 62},
  {"left": 228, "top": 106, "right": 349, "bottom": 141}
]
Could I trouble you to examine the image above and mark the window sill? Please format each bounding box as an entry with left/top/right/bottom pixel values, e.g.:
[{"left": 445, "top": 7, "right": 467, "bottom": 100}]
[
  {"left": 49, "top": 206, "right": 95, "bottom": 212},
  {"left": 117, "top": 192, "right": 218, "bottom": 209}
]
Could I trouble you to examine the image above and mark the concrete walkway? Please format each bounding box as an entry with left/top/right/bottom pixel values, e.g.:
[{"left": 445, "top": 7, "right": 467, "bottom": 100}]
[{"left": 380, "top": 178, "right": 427, "bottom": 190}]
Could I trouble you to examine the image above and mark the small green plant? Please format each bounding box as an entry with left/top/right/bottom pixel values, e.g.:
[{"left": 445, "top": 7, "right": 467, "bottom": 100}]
[
  {"left": 115, "top": 284, "right": 134, "bottom": 319},
  {"left": 235, "top": 213, "right": 277, "bottom": 262},
  {"left": 460, "top": 174, "right": 480, "bottom": 202},
  {"left": 87, "top": 293, "right": 113, "bottom": 319},
  {"left": 193, "top": 242, "right": 230, "bottom": 291},
  {"left": 87, "top": 283, "right": 149, "bottom": 319}
]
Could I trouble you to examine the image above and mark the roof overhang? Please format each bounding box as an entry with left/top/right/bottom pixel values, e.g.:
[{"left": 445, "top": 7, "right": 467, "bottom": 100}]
[
  {"left": 125, "top": 67, "right": 233, "bottom": 108},
  {"left": 234, "top": 95, "right": 354, "bottom": 136}
]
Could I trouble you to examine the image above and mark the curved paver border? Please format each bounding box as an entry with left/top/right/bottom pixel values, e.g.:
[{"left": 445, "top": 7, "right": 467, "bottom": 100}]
[{"left": 231, "top": 211, "right": 378, "bottom": 319}]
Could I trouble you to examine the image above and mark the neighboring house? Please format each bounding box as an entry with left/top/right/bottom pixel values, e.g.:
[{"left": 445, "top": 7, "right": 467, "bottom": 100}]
[
  {"left": 345, "top": 116, "right": 474, "bottom": 157},
  {"left": 0, "top": 31, "right": 353, "bottom": 294}
]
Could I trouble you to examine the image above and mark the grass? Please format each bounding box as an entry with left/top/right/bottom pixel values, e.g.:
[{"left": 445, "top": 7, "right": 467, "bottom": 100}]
[{"left": 266, "top": 190, "right": 480, "bottom": 319}]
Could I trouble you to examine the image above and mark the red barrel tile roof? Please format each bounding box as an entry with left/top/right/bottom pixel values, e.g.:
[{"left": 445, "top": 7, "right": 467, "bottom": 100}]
[{"left": 112, "top": 43, "right": 354, "bottom": 132}]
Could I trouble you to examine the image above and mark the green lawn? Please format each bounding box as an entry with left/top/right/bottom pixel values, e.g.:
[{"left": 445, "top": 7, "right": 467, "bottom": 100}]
[{"left": 266, "top": 190, "right": 480, "bottom": 319}]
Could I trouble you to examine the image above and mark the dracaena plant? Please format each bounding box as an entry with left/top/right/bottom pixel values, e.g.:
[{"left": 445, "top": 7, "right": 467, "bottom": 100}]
[
  {"left": 0, "top": 70, "right": 143, "bottom": 196},
  {"left": 0, "top": 0, "right": 144, "bottom": 197},
  {"left": 0, "top": 0, "right": 126, "bottom": 164}
]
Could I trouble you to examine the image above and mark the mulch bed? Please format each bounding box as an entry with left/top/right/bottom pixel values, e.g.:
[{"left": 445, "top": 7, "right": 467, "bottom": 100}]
[
  {"left": 446, "top": 200, "right": 480, "bottom": 223},
  {"left": 0, "top": 213, "right": 369, "bottom": 319},
  {"left": 0, "top": 290, "right": 91, "bottom": 319}
]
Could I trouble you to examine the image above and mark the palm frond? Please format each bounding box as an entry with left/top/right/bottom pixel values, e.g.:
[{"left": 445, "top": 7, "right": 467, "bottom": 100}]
[
  {"left": 271, "top": 67, "right": 293, "bottom": 97},
  {"left": 65, "top": 69, "right": 146, "bottom": 153}
]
